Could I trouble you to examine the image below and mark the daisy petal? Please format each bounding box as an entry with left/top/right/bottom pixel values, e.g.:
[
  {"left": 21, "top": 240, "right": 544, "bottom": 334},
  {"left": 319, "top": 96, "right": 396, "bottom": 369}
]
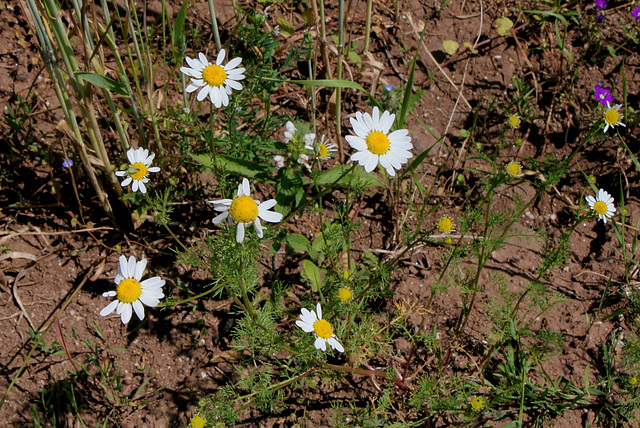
[
  {"left": 133, "top": 300, "right": 145, "bottom": 321},
  {"left": 134, "top": 258, "right": 147, "bottom": 281},
  {"left": 100, "top": 300, "right": 119, "bottom": 317},
  {"left": 216, "top": 49, "right": 226, "bottom": 66},
  {"left": 120, "top": 304, "right": 133, "bottom": 324},
  {"left": 236, "top": 223, "right": 245, "bottom": 243}
]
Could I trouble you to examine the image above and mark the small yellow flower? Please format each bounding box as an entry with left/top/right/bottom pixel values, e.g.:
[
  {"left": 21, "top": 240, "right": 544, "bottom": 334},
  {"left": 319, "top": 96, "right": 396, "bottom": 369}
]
[
  {"left": 505, "top": 161, "right": 522, "bottom": 177},
  {"left": 621, "top": 208, "right": 628, "bottom": 216},
  {"left": 343, "top": 270, "right": 351, "bottom": 280},
  {"left": 470, "top": 396, "right": 484, "bottom": 411},
  {"left": 190, "top": 415, "right": 206, "bottom": 428},
  {"left": 437, "top": 216, "right": 455, "bottom": 233},
  {"left": 587, "top": 175, "right": 597, "bottom": 185},
  {"left": 338, "top": 287, "right": 353, "bottom": 302},
  {"left": 507, "top": 114, "right": 521, "bottom": 128},
  {"left": 444, "top": 237, "right": 453, "bottom": 245},
  {"left": 630, "top": 376, "right": 638, "bottom": 386}
]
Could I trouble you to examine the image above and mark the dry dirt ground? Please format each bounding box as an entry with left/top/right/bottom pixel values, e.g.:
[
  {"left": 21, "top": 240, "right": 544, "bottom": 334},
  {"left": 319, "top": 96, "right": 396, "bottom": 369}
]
[{"left": 1, "top": 0, "right": 639, "bottom": 426}]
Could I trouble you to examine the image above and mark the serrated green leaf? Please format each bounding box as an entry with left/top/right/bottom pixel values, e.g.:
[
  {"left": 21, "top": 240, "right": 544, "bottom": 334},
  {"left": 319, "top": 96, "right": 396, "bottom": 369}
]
[
  {"left": 75, "top": 71, "right": 129, "bottom": 96},
  {"left": 312, "top": 231, "right": 327, "bottom": 253},
  {"left": 189, "top": 153, "right": 214, "bottom": 168},
  {"left": 347, "top": 51, "right": 361, "bottom": 64},
  {"left": 315, "top": 165, "right": 382, "bottom": 189},
  {"left": 302, "top": 259, "right": 322, "bottom": 293},
  {"left": 361, "top": 251, "right": 379, "bottom": 266},
  {"left": 286, "top": 233, "right": 310, "bottom": 253}
]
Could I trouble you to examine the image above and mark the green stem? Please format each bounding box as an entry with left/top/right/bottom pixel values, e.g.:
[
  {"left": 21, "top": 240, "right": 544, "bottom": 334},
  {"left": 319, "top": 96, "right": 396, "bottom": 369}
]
[
  {"left": 207, "top": 0, "right": 222, "bottom": 52},
  {"left": 166, "top": 282, "right": 224, "bottom": 306},
  {"left": 335, "top": 0, "right": 345, "bottom": 161},
  {"left": 363, "top": 0, "right": 373, "bottom": 53},
  {"left": 236, "top": 369, "right": 315, "bottom": 412}
]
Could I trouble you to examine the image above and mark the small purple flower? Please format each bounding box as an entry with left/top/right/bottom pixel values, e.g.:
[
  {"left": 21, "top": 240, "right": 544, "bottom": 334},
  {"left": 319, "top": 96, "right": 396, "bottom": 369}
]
[
  {"left": 62, "top": 158, "right": 74, "bottom": 168},
  {"left": 384, "top": 84, "right": 395, "bottom": 92},
  {"left": 595, "top": 85, "right": 614, "bottom": 105},
  {"left": 595, "top": 0, "right": 608, "bottom": 11},
  {"left": 596, "top": 13, "right": 605, "bottom": 23},
  {"left": 633, "top": 6, "right": 640, "bottom": 22}
]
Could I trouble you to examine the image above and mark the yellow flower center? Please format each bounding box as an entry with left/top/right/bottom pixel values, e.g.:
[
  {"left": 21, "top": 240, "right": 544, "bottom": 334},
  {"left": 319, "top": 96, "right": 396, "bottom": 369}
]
[
  {"left": 313, "top": 318, "right": 333, "bottom": 339},
  {"left": 318, "top": 144, "right": 329, "bottom": 159},
  {"left": 116, "top": 278, "right": 142, "bottom": 304},
  {"left": 506, "top": 162, "right": 521, "bottom": 176},
  {"left": 130, "top": 162, "right": 147, "bottom": 181},
  {"left": 508, "top": 115, "right": 520, "bottom": 128},
  {"left": 630, "top": 376, "right": 638, "bottom": 386},
  {"left": 190, "top": 416, "right": 206, "bottom": 428},
  {"left": 202, "top": 64, "right": 227, "bottom": 87},
  {"left": 229, "top": 195, "right": 259, "bottom": 223},
  {"left": 437, "top": 217, "right": 454, "bottom": 233},
  {"left": 338, "top": 288, "right": 353, "bottom": 302},
  {"left": 471, "top": 396, "right": 484, "bottom": 410},
  {"left": 605, "top": 108, "right": 619, "bottom": 125},
  {"left": 593, "top": 201, "right": 608, "bottom": 215},
  {"left": 366, "top": 131, "right": 390, "bottom": 155}
]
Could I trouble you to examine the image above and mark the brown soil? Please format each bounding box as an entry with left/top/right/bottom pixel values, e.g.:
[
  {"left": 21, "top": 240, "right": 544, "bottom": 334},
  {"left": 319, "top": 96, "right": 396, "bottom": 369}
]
[{"left": 1, "top": 0, "right": 639, "bottom": 427}]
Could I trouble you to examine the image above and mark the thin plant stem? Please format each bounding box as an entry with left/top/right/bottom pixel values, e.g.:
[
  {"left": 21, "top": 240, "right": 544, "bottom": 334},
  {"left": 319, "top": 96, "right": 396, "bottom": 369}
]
[
  {"left": 24, "top": 0, "right": 118, "bottom": 226},
  {"left": 207, "top": 0, "right": 222, "bottom": 51},
  {"left": 126, "top": 0, "right": 164, "bottom": 158},
  {"left": 100, "top": 0, "right": 146, "bottom": 147},
  {"left": 317, "top": 0, "right": 333, "bottom": 80},
  {"left": 335, "top": 0, "right": 345, "bottom": 161},
  {"left": 167, "top": 283, "right": 224, "bottom": 306},
  {"left": 363, "top": 0, "right": 373, "bottom": 53}
]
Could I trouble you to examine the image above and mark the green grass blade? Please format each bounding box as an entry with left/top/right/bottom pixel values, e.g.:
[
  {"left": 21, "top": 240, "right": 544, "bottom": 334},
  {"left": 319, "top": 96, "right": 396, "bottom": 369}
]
[{"left": 397, "top": 22, "right": 427, "bottom": 129}]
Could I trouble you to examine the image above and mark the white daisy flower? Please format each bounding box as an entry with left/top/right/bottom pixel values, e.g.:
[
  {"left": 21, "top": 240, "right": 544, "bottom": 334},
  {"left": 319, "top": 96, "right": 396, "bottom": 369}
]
[
  {"left": 305, "top": 134, "right": 337, "bottom": 160},
  {"left": 586, "top": 189, "right": 616, "bottom": 223},
  {"left": 603, "top": 102, "right": 625, "bottom": 133},
  {"left": 209, "top": 178, "right": 283, "bottom": 243},
  {"left": 100, "top": 255, "right": 165, "bottom": 324},
  {"left": 345, "top": 106, "right": 413, "bottom": 176},
  {"left": 180, "top": 50, "right": 246, "bottom": 108},
  {"left": 296, "top": 303, "right": 344, "bottom": 352},
  {"left": 115, "top": 147, "right": 161, "bottom": 194}
]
